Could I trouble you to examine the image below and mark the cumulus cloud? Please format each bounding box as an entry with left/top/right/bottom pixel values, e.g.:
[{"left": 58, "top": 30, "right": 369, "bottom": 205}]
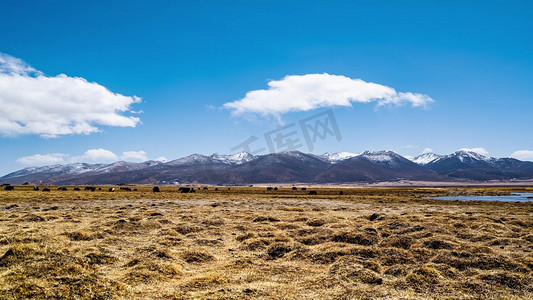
[
  {"left": 459, "top": 147, "right": 489, "bottom": 155},
  {"left": 510, "top": 150, "right": 533, "bottom": 161},
  {"left": 120, "top": 150, "right": 148, "bottom": 162},
  {"left": 0, "top": 53, "right": 141, "bottom": 137},
  {"left": 16, "top": 153, "right": 67, "bottom": 165},
  {"left": 223, "top": 73, "right": 433, "bottom": 117}
]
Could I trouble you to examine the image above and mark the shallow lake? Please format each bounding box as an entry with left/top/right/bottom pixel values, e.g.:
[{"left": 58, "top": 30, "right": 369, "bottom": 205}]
[{"left": 428, "top": 192, "right": 533, "bottom": 202}]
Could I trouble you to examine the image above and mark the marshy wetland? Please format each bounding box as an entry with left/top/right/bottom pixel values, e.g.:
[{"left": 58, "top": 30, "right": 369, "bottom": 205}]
[{"left": 0, "top": 186, "right": 532, "bottom": 299}]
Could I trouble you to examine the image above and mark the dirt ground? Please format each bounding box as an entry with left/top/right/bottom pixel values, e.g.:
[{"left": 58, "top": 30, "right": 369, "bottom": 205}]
[{"left": 0, "top": 186, "right": 532, "bottom": 299}]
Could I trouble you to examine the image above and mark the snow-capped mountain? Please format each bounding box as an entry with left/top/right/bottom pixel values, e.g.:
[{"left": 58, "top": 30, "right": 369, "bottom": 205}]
[
  {"left": 166, "top": 151, "right": 255, "bottom": 166},
  {"left": 210, "top": 152, "right": 256, "bottom": 164},
  {"left": 93, "top": 160, "right": 164, "bottom": 174},
  {"left": 411, "top": 153, "right": 444, "bottom": 165},
  {"left": 320, "top": 152, "right": 359, "bottom": 163},
  {"left": 357, "top": 150, "right": 416, "bottom": 169},
  {"left": 2, "top": 163, "right": 107, "bottom": 178},
  {"left": 419, "top": 150, "right": 533, "bottom": 181},
  {"left": 2, "top": 150, "right": 533, "bottom": 185}
]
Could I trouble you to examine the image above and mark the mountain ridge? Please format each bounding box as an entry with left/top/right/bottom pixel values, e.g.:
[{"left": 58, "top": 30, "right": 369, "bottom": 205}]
[{"left": 2, "top": 150, "right": 533, "bottom": 185}]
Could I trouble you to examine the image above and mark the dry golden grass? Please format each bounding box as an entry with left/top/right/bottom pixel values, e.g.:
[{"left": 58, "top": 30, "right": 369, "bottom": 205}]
[{"left": 0, "top": 185, "right": 532, "bottom": 299}]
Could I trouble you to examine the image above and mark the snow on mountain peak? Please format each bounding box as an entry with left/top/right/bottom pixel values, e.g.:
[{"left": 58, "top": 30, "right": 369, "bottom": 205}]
[
  {"left": 321, "top": 152, "right": 359, "bottom": 163},
  {"left": 211, "top": 151, "right": 255, "bottom": 164},
  {"left": 453, "top": 150, "right": 491, "bottom": 163},
  {"left": 360, "top": 150, "right": 399, "bottom": 163},
  {"left": 412, "top": 153, "right": 443, "bottom": 165}
]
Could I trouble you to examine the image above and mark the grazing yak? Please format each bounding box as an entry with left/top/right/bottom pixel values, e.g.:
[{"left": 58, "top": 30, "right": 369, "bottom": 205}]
[
  {"left": 179, "top": 187, "right": 192, "bottom": 193},
  {"left": 153, "top": 186, "right": 160, "bottom": 193},
  {"left": 42, "top": 188, "right": 51, "bottom": 192},
  {"left": 73, "top": 187, "right": 80, "bottom": 191},
  {"left": 33, "top": 186, "right": 39, "bottom": 191},
  {"left": 84, "top": 186, "right": 96, "bottom": 192},
  {"left": 109, "top": 188, "right": 115, "bottom": 192},
  {"left": 308, "top": 190, "right": 318, "bottom": 195},
  {"left": 4, "top": 186, "right": 14, "bottom": 191}
]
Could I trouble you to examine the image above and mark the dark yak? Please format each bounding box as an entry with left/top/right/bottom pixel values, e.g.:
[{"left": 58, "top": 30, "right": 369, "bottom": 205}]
[{"left": 179, "top": 187, "right": 192, "bottom": 193}]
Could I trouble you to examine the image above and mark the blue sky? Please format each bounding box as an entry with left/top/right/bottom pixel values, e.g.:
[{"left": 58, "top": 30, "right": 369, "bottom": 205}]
[{"left": 1, "top": 0, "right": 532, "bottom": 175}]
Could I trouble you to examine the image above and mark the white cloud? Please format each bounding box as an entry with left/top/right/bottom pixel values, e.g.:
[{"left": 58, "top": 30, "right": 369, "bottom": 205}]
[
  {"left": 510, "top": 150, "right": 533, "bottom": 161},
  {"left": 16, "top": 153, "right": 66, "bottom": 165},
  {"left": 155, "top": 156, "right": 169, "bottom": 162},
  {"left": 0, "top": 53, "right": 141, "bottom": 137},
  {"left": 120, "top": 150, "right": 148, "bottom": 162},
  {"left": 459, "top": 147, "right": 489, "bottom": 156},
  {"left": 223, "top": 73, "right": 433, "bottom": 116},
  {"left": 74, "top": 148, "right": 118, "bottom": 163},
  {"left": 401, "top": 145, "right": 419, "bottom": 149},
  {"left": 421, "top": 147, "right": 434, "bottom": 154},
  {"left": 17, "top": 148, "right": 164, "bottom": 166}
]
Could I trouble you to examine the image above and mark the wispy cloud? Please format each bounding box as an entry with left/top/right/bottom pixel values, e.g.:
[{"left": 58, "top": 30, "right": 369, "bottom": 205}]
[
  {"left": 459, "top": 147, "right": 489, "bottom": 155},
  {"left": 421, "top": 147, "right": 434, "bottom": 154},
  {"left": 17, "top": 149, "right": 158, "bottom": 166},
  {"left": 401, "top": 145, "right": 419, "bottom": 149},
  {"left": 223, "top": 73, "right": 433, "bottom": 117},
  {"left": 74, "top": 149, "right": 118, "bottom": 163},
  {"left": 120, "top": 150, "right": 148, "bottom": 161},
  {"left": 510, "top": 150, "right": 533, "bottom": 161},
  {"left": 0, "top": 53, "right": 141, "bottom": 137},
  {"left": 16, "top": 153, "right": 67, "bottom": 165}
]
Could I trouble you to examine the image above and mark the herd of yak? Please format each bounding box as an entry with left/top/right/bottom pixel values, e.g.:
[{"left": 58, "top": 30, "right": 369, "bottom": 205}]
[{"left": 1, "top": 183, "right": 326, "bottom": 195}]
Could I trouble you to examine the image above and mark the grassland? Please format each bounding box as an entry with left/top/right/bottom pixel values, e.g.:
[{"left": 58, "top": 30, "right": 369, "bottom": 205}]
[{"left": 0, "top": 186, "right": 532, "bottom": 299}]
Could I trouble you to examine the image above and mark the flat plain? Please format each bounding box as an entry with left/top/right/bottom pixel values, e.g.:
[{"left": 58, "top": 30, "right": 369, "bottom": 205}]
[{"left": 0, "top": 186, "right": 532, "bottom": 299}]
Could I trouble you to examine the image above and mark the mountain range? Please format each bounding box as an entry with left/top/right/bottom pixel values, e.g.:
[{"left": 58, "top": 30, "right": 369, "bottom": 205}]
[{"left": 2, "top": 150, "right": 533, "bottom": 185}]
